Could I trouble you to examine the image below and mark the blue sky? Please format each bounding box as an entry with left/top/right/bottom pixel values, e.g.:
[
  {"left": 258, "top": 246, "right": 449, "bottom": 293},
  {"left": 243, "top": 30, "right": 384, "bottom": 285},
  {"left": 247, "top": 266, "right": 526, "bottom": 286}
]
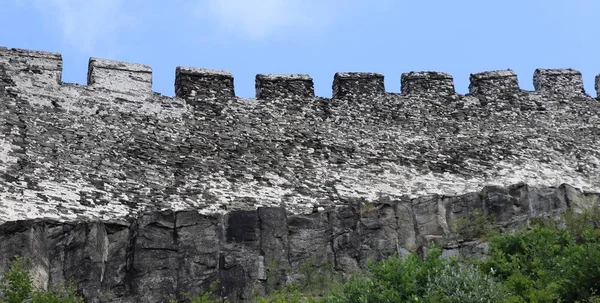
[{"left": 1, "top": 0, "right": 599, "bottom": 98}]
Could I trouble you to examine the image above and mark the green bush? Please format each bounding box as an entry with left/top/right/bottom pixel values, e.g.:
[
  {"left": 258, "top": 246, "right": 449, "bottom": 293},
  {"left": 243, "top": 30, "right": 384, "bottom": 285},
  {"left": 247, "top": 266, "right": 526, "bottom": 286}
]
[
  {"left": 0, "top": 256, "right": 83, "bottom": 303},
  {"left": 322, "top": 247, "right": 509, "bottom": 303},
  {"left": 480, "top": 208, "right": 600, "bottom": 303},
  {"left": 425, "top": 263, "right": 509, "bottom": 303}
]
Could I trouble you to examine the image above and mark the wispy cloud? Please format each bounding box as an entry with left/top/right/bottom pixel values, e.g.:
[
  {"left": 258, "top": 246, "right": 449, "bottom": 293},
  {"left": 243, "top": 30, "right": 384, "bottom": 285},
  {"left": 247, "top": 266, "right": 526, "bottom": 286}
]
[
  {"left": 195, "top": 0, "right": 338, "bottom": 40},
  {"left": 29, "top": 0, "right": 137, "bottom": 53}
]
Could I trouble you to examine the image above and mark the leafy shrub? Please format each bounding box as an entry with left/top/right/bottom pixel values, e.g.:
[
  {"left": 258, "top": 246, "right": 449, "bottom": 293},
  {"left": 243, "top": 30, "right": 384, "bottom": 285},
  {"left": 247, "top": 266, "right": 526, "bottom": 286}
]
[
  {"left": 322, "top": 247, "right": 509, "bottom": 303},
  {"left": 425, "top": 263, "right": 509, "bottom": 303},
  {"left": 480, "top": 208, "right": 600, "bottom": 303}
]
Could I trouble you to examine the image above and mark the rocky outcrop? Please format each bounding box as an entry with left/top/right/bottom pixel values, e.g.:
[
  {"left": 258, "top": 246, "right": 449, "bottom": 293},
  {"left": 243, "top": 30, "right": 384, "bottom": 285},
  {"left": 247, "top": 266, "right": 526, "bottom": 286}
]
[
  {"left": 1, "top": 183, "right": 598, "bottom": 302},
  {"left": 1, "top": 46, "right": 600, "bottom": 302}
]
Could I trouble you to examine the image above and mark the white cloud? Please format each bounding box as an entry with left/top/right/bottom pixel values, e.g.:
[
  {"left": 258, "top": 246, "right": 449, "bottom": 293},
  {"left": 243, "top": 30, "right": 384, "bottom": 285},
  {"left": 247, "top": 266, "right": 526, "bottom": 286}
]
[
  {"left": 196, "top": 0, "right": 337, "bottom": 39},
  {"left": 29, "top": 0, "right": 136, "bottom": 53}
]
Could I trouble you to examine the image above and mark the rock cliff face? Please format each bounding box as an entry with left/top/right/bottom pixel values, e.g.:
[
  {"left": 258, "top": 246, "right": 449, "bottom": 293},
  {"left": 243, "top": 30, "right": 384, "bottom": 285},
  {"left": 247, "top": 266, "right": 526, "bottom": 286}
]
[{"left": 0, "top": 46, "right": 599, "bottom": 302}]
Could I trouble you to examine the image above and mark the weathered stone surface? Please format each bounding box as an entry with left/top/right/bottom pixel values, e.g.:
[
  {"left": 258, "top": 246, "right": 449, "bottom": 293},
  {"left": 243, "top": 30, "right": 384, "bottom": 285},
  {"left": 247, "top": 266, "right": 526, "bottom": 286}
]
[
  {"left": 255, "top": 74, "right": 314, "bottom": 100},
  {"left": 1, "top": 47, "right": 599, "bottom": 225},
  {"left": 412, "top": 195, "right": 448, "bottom": 246},
  {"left": 533, "top": 68, "right": 585, "bottom": 95},
  {"left": 401, "top": 71, "right": 455, "bottom": 97},
  {"left": 257, "top": 207, "right": 288, "bottom": 291},
  {"left": 88, "top": 58, "right": 152, "bottom": 94},
  {"left": 332, "top": 72, "right": 385, "bottom": 99},
  {"left": 131, "top": 212, "right": 178, "bottom": 303},
  {"left": 356, "top": 201, "right": 400, "bottom": 265},
  {"left": 1, "top": 46, "right": 600, "bottom": 302},
  {"left": 481, "top": 184, "right": 529, "bottom": 226},
  {"left": 175, "top": 67, "right": 234, "bottom": 102},
  {"left": 0, "top": 47, "right": 62, "bottom": 88},
  {"left": 469, "top": 69, "right": 520, "bottom": 97},
  {"left": 596, "top": 74, "right": 600, "bottom": 99}
]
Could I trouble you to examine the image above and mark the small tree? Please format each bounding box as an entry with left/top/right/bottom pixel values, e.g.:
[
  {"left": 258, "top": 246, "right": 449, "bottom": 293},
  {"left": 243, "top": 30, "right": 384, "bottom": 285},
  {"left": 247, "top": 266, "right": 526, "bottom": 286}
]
[
  {"left": 0, "top": 256, "right": 83, "bottom": 303},
  {"left": 0, "top": 257, "right": 33, "bottom": 303}
]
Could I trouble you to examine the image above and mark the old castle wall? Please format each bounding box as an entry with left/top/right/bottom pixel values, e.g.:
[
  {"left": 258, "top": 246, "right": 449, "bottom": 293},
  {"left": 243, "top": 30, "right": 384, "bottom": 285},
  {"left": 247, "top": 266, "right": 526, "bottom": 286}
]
[{"left": 1, "top": 46, "right": 599, "bottom": 302}]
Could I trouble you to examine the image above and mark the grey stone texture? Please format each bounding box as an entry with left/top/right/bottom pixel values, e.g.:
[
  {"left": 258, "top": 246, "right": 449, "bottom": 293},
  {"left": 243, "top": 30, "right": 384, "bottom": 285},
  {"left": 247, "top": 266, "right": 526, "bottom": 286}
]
[
  {"left": 595, "top": 74, "right": 600, "bottom": 99},
  {"left": 88, "top": 58, "right": 152, "bottom": 93},
  {"left": 469, "top": 69, "right": 520, "bottom": 98},
  {"left": 175, "top": 67, "right": 234, "bottom": 102},
  {"left": 1, "top": 46, "right": 600, "bottom": 302},
  {"left": 533, "top": 68, "right": 585, "bottom": 95},
  {"left": 401, "top": 71, "right": 455, "bottom": 97},
  {"left": 255, "top": 74, "right": 314, "bottom": 100},
  {"left": 332, "top": 72, "right": 385, "bottom": 99}
]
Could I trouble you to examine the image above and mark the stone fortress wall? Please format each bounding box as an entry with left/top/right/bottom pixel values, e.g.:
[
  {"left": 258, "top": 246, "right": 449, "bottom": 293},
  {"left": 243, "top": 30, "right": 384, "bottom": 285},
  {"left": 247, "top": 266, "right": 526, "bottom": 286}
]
[{"left": 1, "top": 46, "right": 600, "bottom": 302}]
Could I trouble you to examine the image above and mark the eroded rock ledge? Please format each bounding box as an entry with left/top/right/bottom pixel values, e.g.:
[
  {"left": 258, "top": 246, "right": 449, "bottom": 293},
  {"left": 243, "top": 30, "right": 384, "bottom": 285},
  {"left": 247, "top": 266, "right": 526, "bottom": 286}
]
[{"left": 1, "top": 183, "right": 599, "bottom": 302}]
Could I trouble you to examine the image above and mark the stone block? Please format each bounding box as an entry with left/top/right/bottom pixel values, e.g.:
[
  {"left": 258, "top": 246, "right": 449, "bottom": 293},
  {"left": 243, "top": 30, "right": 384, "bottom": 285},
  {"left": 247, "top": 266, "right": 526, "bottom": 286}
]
[
  {"left": 88, "top": 57, "right": 152, "bottom": 93},
  {"left": 401, "top": 71, "right": 455, "bottom": 97},
  {"left": 255, "top": 74, "right": 314, "bottom": 99},
  {"left": 175, "top": 67, "right": 234, "bottom": 101},
  {"left": 332, "top": 72, "right": 384, "bottom": 100},
  {"left": 469, "top": 69, "right": 520, "bottom": 97},
  {"left": 533, "top": 68, "right": 584, "bottom": 94}
]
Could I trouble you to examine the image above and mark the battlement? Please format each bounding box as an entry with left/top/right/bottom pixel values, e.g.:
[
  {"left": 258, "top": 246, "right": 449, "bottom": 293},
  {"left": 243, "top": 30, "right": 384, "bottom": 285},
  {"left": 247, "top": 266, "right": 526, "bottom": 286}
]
[
  {"left": 1, "top": 46, "right": 599, "bottom": 100},
  {"left": 533, "top": 69, "right": 584, "bottom": 94},
  {"left": 332, "top": 72, "right": 385, "bottom": 100},
  {"left": 469, "top": 70, "right": 520, "bottom": 97},
  {"left": 596, "top": 75, "right": 600, "bottom": 98},
  {"left": 255, "top": 74, "right": 314, "bottom": 99},
  {"left": 401, "top": 72, "right": 455, "bottom": 97},
  {"left": 87, "top": 58, "right": 152, "bottom": 93},
  {"left": 0, "top": 47, "right": 62, "bottom": 88},
  {"left": 175, "top": 67, "right": 234, "bottom": 102}
]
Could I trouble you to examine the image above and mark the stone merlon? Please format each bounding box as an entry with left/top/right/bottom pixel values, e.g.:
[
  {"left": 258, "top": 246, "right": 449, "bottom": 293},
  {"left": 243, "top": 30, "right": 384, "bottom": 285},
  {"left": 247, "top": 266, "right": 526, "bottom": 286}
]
[
  {"left": 255, "top": 74, "right": 314, "bottom": 100},
  {"left": 533, "top": 68, "right": 585, "bottom": 95},
  {"left": 1, "top": 47, "right": 600, "bottom": 100},
  {"left": 0, "top": 47, "right": 62, "bottom": 88},
  {"left": 401, "top": 72, "right": 455, "bottom": 97},
  {"left": 469, "top": 69, "right": 520, "bottom": 97},
  {"left": 175, "top": 66, "right": 235, "bottom": 102},
  {"left": 594, "top": 75, "right": 600, "bottom": 99},
  {"left": 333, "top": 72, "right": 385, "bottom": 100},
  {"left": 88, "top": 57, "right": 152, "bottom": 94}
]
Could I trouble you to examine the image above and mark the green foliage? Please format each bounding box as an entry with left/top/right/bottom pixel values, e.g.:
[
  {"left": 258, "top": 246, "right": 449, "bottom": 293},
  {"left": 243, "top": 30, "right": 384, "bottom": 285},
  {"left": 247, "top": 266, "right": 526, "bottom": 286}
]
[
  {"left": 0, "top": 257, "right": 33, "bottom": 303},
  {"left": 168, "top": 281, "right": 228, "bottom": 303},
  {"left": 0, "top": 256, "right": 83, "bottom": 303},
  {"left": 425, "top": 263, "right": 509, "bottom": 303},
  {"left": 322, "top": 247, "right": 509, "bottom": 303},
  {"left": 480, "top": 208, "right": 600, "bottom": 303},
  {"left": 455, "top": 209, "right": 499, "bottom": 240},
  {"left": 30, "top": 282, "right": 83, "bottom": 303}
]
